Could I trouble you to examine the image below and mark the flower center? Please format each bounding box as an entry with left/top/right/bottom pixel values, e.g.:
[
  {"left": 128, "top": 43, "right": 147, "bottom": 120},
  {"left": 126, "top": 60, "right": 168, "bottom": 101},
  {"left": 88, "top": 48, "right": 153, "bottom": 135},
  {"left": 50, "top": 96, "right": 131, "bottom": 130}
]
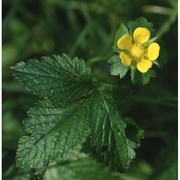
[{"left": 130, "top": 44, "right": 144, "bottom": 59}]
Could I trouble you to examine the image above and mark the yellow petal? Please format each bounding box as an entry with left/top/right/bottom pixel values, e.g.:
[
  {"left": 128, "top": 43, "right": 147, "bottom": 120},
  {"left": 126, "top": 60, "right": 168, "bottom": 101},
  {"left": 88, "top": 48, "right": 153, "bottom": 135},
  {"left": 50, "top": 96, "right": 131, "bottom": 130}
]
[
  {"left": 137, "top": 59, "right": 153, "bottom": 73},
  {"left": 117, "top": 34, "right": 132, "bottom": 50},
  {"left": 147, "top": 43, "right": 160, "bottom": 60},
  {"left": 133, "top": 27, "right": 150, "bottom": 44},
  {"left": 119, "top": 52, "right": 132, "bottom": 66}
]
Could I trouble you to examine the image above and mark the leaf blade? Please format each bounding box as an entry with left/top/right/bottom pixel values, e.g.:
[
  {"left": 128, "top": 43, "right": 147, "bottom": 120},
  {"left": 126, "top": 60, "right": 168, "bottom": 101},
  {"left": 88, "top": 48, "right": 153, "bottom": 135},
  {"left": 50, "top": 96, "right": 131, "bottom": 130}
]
[
  {"left": 89, "top": 91, "right": 142, "bottom": 171},
  {"left": 11, "top": 54, "right": 93, "bottom": 103},
  {"left": 16, "top": 98, "right": 90, "bottom": 169}
]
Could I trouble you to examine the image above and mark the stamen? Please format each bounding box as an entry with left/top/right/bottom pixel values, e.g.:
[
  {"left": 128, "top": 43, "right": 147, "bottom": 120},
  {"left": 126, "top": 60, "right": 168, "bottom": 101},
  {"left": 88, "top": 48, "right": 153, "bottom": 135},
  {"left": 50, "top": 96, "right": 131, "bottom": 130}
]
[{"left": 130, "top": 43, "right": 145, "bottom": 59}]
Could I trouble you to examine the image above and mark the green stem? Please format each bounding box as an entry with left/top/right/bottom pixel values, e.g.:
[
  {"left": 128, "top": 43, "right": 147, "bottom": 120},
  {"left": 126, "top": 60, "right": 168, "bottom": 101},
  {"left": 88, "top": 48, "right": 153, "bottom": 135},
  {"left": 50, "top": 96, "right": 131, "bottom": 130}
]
[
  {"left": 87, "top": 55, "right": 110, "bottom": 65},
  {"left": 69, "top": 25, "right": 90, "bottom": 56},
  {"left": 156, "top": 3, "right": 178, "bottom": 39}
]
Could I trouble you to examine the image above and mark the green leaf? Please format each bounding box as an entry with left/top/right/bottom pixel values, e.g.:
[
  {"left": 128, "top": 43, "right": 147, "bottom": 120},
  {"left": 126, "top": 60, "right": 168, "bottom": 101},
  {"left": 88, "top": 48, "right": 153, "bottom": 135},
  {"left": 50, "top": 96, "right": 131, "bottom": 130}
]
[
  {"left": 112, "top": 23, "right": 129, "bottom": 53},
  {"left": 141, "top": 69, "right": 156, "bottom": 85},
  {"left": 89, "top": 91, "right": 142, "bottom": 171},
  {"left": 135, "top": 17, "right": 154, "bottom": 29},
  {"left": 130, "top": 69, "right": 141, "bottom": 84},
  {"left": 11, "top": 54, "right": 143, "bottom": 172},
  {"left": 157, "top": 47, "right": 168, "bottom": 68},
  {"left": 108, "top": 55, "right": 129, "bottom": 79},
  {"left": 16, "top": 90, "right": 143, "bottom": 171},
  {"left": 127, "top": 17, "right": 155, "bottom": 35},
  {"left": 131, "top": 69, "right": 156, "bottom": 85},
  {"left": 16, "top": 98, "right": 90, "bottom": 169},
  {"left": 10, "top": 54, "right": 93, "bottom": 103},
  {"left": 45, "top": 147, "right": 123, "bottom": 180}
]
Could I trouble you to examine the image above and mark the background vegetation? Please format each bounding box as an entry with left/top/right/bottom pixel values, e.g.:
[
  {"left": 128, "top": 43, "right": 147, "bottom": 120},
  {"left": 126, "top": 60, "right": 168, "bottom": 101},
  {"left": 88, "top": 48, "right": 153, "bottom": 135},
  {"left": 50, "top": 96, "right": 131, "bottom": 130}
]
[{"left": 3, "top": 0, "right": 177, "bottom": 179}]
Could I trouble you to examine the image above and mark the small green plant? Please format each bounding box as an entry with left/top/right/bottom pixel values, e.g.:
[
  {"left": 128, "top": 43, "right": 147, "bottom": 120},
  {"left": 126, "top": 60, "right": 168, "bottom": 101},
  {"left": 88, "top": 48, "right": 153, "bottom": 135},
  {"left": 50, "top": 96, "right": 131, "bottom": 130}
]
[{"left": 11, "top": 17, "right": 169, "bottom": 178}]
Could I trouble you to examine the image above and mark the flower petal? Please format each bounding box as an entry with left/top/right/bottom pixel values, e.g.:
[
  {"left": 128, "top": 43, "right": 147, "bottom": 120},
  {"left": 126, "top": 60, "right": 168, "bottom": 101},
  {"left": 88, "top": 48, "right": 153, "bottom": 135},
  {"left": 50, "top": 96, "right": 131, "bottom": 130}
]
[
  {"left": 117, "top": 34, "right": 132, "bottom": 50},
  {"left": 147, "top": 43, "right": 160, "bottom": 60},
  {"left": 119, "top": 52, "right": 132, "bottom": 66},
  {"left": 133, "top": 27, "right": 150, "bottom": 44},
  {"left": 137, "top": 59, "right": 153, "bottom": 73}
]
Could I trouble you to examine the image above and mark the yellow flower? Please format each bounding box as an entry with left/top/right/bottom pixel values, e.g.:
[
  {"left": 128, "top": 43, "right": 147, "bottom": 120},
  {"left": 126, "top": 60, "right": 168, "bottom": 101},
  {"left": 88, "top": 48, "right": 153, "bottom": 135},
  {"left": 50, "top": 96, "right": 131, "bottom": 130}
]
[{"left": 117, "top": 27, "right": 160, "bottom": 73}]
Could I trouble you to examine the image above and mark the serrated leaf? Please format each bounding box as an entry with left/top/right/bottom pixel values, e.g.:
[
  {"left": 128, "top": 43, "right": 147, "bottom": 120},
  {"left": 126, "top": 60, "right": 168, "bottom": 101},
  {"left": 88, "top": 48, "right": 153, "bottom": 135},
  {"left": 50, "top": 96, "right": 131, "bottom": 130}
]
[
  {"left": 108, "top": 55, "right": 129, "bottom": 79},
  {"left": 89, "top": 91, "right": 141, "bottom": 171},
  {"left": 112, "top": 23, "right": 129, "bottom": 53},
  {"left": 16, "top": 98, "right": 90, "bottom": 169},
  {"left": 10, "top": 54, "right": 93, "bottom": 103}
]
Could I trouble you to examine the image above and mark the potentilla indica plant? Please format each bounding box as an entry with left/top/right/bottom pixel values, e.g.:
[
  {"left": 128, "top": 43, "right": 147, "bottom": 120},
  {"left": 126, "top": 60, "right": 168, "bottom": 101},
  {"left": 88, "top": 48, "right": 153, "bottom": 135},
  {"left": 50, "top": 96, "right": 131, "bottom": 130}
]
[{"left": 11, "top": 17, "right": 165, "bottom": 178}]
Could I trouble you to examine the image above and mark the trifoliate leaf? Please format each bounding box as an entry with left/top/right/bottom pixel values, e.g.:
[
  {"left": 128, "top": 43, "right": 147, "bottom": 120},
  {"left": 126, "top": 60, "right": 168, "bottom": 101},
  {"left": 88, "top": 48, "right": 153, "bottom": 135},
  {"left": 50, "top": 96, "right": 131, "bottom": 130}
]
[
  {"left": 108, "top": 55, "right": 129, "bottom": 79},
  {"left": 11, "top": 54, "right": 143, "bottom": 173},
  {"left": 10, "top": 54, "right": 93, "bottom": 103},
  {"left": 16, "top": 90, "right": 143, "bottom": 171},
  {"left": 112, "top": 23, "right": 129, "bottom": 53},
  {"left": 89, "top": 91, "right": 142, "bottom": 171},
  {"left": 16, "top": 98, "right": 90, "bottom": 169}
]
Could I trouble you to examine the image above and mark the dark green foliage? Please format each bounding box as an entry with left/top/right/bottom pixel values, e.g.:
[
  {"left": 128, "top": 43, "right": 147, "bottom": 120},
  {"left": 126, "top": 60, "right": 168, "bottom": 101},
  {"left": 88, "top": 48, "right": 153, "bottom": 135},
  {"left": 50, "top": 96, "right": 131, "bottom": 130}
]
[
  {"left": 11, "top": 55, "right": 142, "bottom": 173},
  {"left": 10, "top": 54, "right": 92, "bottom": 103},
  {"left": 131, "top": 69, "right": 156, "bottom": 85},
  {"left": 127, "top": 17, "right": 155, "bottom": 35},
  {"left": 3, "top": 0, "right": 177, "bottom": 179},
  {"left": 157, "top": 47, "right": 168, "bottom": 68},
  {"left": 150, "top": 142, "right": 177, "bottom": 180},
  {"left": 89, "top": 91, "right": 143, "bottom": 171},
  {"left": 16, "top": 99, "right": 90, "bottom": 169}
]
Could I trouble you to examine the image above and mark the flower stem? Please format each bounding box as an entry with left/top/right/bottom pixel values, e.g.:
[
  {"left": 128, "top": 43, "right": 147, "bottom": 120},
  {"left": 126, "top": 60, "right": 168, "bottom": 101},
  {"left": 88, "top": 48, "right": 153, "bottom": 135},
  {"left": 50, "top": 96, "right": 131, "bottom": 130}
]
[
  {"left": 86, "top": 55, "right": 110, "bottom": 65},
  {"left": 156, "top": 3, "right": 178, "bottom": 39}
]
